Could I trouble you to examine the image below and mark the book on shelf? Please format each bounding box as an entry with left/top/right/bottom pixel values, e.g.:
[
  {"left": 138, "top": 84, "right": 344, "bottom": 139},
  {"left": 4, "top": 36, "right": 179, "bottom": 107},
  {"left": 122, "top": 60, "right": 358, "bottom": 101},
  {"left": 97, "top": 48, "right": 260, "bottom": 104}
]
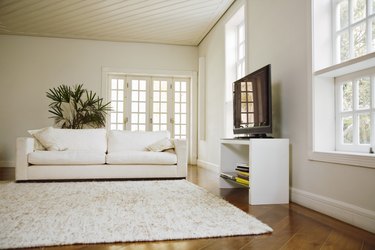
[
  {"left": 235, "top": 166, "right": 249, "bottom": 172},
  {"left": 235, "top": 177, "right": 249, "bottom": 186},
  {"left": 236, "top": 170, "right": 249, "bottom": 177},
  {"left": 236, "top": 172, "right": 249, "bottom": 180},
  {"left": 220, "top": 172, "right": 249, "bottom": 187},
  {"left": 220, "top": 172, "right": 236, "bottom": 180}
]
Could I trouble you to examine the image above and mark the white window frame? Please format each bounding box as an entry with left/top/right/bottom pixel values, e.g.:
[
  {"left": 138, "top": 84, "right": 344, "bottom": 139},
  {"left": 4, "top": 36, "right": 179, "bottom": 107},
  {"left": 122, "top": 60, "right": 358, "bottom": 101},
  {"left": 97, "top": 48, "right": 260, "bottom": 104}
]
[
  {"left": 335, "top": 67, "right": 375, "bottom": 152},
  {"left": 310, "top": 0, "right": 375, "bottom": 169},
  {"left": 101, "top": 67, "right": 198, "bottom": 164},
  {"left": 333, "top": 0, "right": 375, "bottom": 64},
  {"left": 224, "top": 4, "right": 246, "bottom": 138}
]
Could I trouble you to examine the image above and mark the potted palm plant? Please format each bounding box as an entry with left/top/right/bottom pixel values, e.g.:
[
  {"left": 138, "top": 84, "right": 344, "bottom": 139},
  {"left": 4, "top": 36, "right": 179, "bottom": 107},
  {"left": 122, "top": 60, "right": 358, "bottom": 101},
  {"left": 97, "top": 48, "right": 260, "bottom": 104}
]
[{"left": 46, "top": 84, "right": 111, "bottom": 129}]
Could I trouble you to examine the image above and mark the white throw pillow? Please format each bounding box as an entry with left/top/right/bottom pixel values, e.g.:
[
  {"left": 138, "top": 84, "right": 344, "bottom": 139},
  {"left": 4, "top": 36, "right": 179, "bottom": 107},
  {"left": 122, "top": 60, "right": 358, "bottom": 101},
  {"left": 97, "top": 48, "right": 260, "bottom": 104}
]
[
  {"left": 32, "top": 127, "right": 67, "bottom": 151},
  {"left": 146, "top": 138, "right": 174, "bottom": 152},
  {"left": 27, "top": 128, "right": 46, "bottom": 151}
]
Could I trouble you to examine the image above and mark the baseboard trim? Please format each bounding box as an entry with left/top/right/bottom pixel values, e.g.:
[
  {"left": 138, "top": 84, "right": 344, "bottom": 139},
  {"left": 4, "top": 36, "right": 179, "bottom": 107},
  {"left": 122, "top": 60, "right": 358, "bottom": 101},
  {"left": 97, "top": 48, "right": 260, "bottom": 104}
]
[
  {"left": 196, "top": 159, "right": 219, "bottom": 173},
  {"left": 291, "top": 187, "right": 375, "bottom": 233},
  {"left": 0, "top": 161, "right": 15, "bottom": 168}
]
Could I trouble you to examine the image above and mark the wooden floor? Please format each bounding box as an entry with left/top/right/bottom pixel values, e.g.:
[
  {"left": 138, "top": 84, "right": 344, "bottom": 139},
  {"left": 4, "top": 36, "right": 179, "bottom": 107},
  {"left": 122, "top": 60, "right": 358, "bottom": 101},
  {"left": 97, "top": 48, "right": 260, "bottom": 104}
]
[{"left": 1, "top": 166, "right": 374, "bottom": 250}]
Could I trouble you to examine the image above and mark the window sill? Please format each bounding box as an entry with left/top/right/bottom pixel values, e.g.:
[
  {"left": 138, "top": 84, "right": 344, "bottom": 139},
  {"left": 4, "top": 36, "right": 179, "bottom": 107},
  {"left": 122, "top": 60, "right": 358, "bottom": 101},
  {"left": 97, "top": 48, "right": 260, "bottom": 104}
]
[
  {"left": 309, "top": 151, "right": 375, "bottom": 169},
  {"left": 314, "top": 52, "right": 375, "bottom": 77}
]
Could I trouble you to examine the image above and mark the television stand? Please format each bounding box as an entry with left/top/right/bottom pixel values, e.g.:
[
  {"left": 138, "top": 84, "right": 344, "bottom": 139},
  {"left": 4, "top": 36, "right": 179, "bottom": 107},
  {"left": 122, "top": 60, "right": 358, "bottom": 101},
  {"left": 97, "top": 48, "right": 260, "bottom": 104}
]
[{"left": 220, "top": 138, "right": 289, "bottom": 205}]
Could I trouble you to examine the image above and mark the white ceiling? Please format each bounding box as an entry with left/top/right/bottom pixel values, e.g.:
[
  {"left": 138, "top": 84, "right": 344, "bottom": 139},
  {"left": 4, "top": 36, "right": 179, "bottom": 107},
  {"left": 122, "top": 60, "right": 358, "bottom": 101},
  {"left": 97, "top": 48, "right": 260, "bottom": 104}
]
[{"left": 0, "top": 0, "right": 235, "bottom": 46}]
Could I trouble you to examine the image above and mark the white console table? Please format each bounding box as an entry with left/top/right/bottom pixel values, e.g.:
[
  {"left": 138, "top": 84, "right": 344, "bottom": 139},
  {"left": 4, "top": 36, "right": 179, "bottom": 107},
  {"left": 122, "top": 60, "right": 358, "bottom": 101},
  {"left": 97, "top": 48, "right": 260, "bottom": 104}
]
[{"left": 220, "top": 138, "right": 289, "bottom": 205}]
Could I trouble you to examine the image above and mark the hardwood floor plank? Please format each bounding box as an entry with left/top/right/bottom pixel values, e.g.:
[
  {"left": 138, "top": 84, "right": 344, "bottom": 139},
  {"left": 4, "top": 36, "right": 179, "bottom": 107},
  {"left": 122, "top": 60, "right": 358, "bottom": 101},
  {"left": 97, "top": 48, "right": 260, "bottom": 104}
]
[
  {"left": 320, "top": 230, "right": 363, "bottom": 250},
  {"left": 279, "top": 219, "right": 331, "bottom": 249}
]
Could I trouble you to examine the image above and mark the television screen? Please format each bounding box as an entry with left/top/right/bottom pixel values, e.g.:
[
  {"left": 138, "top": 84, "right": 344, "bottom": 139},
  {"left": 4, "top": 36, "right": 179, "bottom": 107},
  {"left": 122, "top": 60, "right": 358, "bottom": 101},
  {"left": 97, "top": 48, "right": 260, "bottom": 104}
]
[{"left": 233, "top": 64, "right": 272, "bottom": 137}]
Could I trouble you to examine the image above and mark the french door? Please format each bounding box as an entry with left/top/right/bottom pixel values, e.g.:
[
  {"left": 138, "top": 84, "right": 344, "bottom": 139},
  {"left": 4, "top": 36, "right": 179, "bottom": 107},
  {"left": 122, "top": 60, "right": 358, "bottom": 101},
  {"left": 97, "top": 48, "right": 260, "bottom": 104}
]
[{"left": 108, "top": 75, "right": 189, "bottom": 139}]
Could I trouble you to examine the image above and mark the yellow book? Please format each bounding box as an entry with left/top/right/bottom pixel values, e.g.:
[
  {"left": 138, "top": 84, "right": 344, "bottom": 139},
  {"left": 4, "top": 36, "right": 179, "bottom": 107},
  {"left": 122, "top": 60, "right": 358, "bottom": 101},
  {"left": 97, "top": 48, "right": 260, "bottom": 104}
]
[
  {"left": 236, "top": 170, "right": 249, "bottom": 176},
  {"left": 235, "top": 177, "right": 249, "bottom": 186}
]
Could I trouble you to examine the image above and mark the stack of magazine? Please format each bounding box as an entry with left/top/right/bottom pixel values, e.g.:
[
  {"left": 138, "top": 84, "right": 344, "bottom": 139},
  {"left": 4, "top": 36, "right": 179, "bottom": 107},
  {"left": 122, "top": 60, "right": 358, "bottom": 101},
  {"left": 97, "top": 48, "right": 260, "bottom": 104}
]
[{"left": 220, "top": 163, "right": 249, "bottom": 187}]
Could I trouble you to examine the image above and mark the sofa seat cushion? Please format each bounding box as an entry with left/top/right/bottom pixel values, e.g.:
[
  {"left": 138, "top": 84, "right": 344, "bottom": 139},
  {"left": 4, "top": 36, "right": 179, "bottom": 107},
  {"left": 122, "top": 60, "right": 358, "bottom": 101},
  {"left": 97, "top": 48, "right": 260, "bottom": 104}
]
[
  {"left": 28, "top": 151, "right": 106, "bottom": 165},
  {"left": 106, "top": 151, "right": 177, "bottom": 165}
]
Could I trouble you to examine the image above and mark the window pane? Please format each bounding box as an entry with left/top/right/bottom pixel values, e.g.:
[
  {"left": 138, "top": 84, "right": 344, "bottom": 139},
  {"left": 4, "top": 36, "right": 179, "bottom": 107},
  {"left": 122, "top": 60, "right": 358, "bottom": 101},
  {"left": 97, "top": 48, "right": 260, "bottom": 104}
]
[
  {"left": 131, "top": 125, "right": 138, "bottom": 131},
  {"left": 132, "top": 80, "right": 138, "bottom": 90},
  {"left": 139, "top": 114, "right": 146, "bottom": 123},
  {"left": 161, "top": 114, "right": 167, "bottom": 123},
  {"left": 339, "top": 31, "right": 350, "bottom": 62},
  {"left": 353, "top": 0, "right": 366, "bottom": 22},
  {"left": 181, "top": 104, "right": 186, "bottom": 113},
  {"left": 181, "top": 114, "right": 186, "bottom": 124},
  {"left": 342, "top": 81, "right": 353, "bottom": 111},
  {"left": 161, "top": 125, "right": 167, "bottom": 131},
  {"left": 154, "top": 103, "right": 159, "bottom": 112},
  {"left": 175, "top": 103, "right": 180, "bottom": 112},
  {"left": 111, "top": 80, "right": 117, "bottom": 89},
  {"left": 118, "top": 102, "right": 123, "bottom": 112},
  {"left": 139, "top": 125, "right": 146, "bottom": 131},
  {"left": 132, "top": 113, "right": 138, "bottom": 123},
  {"left": 181, "top": 82, "right": 186, "bottom": 92},
  {"left": 118, "top": 113, "right": 123, "bottom": 123},
  {"left": 117, "top": 91, "right": 123, "bottom": 101},
  {"left": 153, "top": 125, "right": 159, "bottom": 131},
  {"left": 132, "top": 91, "right": 138, "bottom": 101},
  {"left": 342, "top": 116, "right": 353, "bottom": 143},
  {"left": 372, "top": 19, "right": 375, "bottom": 51},
  {"left": 153, "top": 81, "right": 160, "bottom": 90},
  {"left": 161, "top": 92, "right": 167, "bottom": 102},
  {"left": 111, "top": 102, "right": 117, "bottom": 111},
  {"left": 161, "top": 81, "right": 168, "bottom": 91},
  {"left": 153, "top": 92, "right": 160, "bottom": 101},
  {"left": 175, "top": 93, "right": 180, "bottom": 102},
  {"left": 161, "top": 103, "right": 167, "bottom": 112},
  {"left": 153, "top": 114, "right": 160, "bottom": 123},
  {"left": 139, "top": 91, "right": 146, "bottom": 102},
  {"left": 353, "top": 22, "right": 367, "bottom": 58},
  {"left": 238, "top": 24, "right": 245, "bottom": 42},
  {"left": 111, "top": 91, "right": 117, "bottom": 101},
  {"left": 175, "top": 82, "right": 180, "bottom": 91},
  {"left": 175, "top": 125, "right": 180, "bottom": 134},
  {"left": 175, "top": 114, "right": 180, "bottom": 123},
  {"left": 131, "top": 102, "right": 138, "bottom": 112},
  {"left": 118, "top": 80, "right": 124, "bottom": 90},
  {"left": 239, "top": 43, "right": 245, "bottom": 59},
  {"left": 359, "top": 113, "right": 371, "bottom": 144},
  {"left": 117, "top": 124, "right": 123, "bottom": 130},
  {"left": 111, "top": 113, "right": 117, "bottom": 123},
  {"left": 111, "top": 124, "right": 117, "bottom": 130},
  {"left": 139, "top": 80, "right": 146, "bottom": 90},
  {"left": 357, "top": 77, "right": 370, "bottom": 109},
  {"left": 139, "top": 103, "right": 146, "bottom": 112},
  {"left": 337, "top": 0, "right": 349, "bottom": 30}
]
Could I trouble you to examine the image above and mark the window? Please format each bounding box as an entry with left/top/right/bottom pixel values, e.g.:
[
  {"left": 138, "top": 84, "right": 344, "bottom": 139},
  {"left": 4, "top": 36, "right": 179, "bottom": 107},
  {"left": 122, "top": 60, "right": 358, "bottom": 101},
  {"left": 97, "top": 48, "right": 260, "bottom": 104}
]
[
  {"left": 334, "top": 0, "right": 375, "bottom": 63},
  {"left": 335, "top": 68, "right": 375, "bottom": 152},
  {"left": 312, "top": 0, "right": 375, "bottom": 167},
  {"left": 332, "top": 0, "right": 375, "bottom": 152},
  {"left": 236, "top": 22, "right": 246, "bottom": 79},
  {"left": 225, "top": 5, "right": 245, "bottom": 137},
  {"left": 108, "top": 75, "right": 189, "bottom": 139}
]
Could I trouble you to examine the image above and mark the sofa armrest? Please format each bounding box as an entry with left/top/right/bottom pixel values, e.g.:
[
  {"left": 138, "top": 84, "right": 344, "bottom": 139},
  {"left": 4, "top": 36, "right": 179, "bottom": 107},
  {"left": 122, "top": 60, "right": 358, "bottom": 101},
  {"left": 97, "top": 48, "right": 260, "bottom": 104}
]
[
  {"left": 173, "top": 139, "right": 188, "bottom": 177},
  {"left": 16, "top": 137, "right": 34, "bottom": 181}
]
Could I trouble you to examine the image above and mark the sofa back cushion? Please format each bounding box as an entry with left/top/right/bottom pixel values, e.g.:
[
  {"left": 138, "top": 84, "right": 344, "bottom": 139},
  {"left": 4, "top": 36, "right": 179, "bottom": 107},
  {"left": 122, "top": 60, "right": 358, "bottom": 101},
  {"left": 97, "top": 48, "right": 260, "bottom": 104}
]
[
  {"left": 108, "top": 130, "right": 170, "bottom": 152},
  {"left": 33, "top": 127, "right": 107, "bottom": 153}
]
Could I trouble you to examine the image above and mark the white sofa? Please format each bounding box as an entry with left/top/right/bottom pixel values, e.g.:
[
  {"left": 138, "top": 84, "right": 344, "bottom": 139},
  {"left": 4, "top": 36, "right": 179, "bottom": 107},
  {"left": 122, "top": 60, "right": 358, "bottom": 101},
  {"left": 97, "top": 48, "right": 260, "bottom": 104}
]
[{"left": 16, "top": 128, "right": 187, "bottom": 181}]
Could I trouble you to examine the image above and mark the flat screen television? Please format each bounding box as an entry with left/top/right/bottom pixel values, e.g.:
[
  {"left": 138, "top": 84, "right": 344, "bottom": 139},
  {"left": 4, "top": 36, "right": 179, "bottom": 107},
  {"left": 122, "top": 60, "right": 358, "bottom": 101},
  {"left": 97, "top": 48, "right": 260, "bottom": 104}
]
[{"left": 233, "top": 64, "right": 272, "bottom": 138}]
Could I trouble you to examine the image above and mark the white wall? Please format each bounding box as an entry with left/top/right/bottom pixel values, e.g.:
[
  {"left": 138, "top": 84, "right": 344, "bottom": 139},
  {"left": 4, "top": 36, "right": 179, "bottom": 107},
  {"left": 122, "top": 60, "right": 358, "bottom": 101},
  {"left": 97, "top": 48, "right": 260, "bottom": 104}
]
[
  {"left": 0, "top": 35, "right": 198, "bottom": 166},
  {"left": 198, "top": 0, "right": 375, "bottom": 232}
]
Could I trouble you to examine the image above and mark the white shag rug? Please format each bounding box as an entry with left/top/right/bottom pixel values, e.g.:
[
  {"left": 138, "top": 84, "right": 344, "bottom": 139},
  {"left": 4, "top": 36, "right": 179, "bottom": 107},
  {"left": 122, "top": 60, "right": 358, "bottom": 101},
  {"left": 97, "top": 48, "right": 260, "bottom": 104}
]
[{"left": 0, "top": 180, "right": 272, "bottom": 249}]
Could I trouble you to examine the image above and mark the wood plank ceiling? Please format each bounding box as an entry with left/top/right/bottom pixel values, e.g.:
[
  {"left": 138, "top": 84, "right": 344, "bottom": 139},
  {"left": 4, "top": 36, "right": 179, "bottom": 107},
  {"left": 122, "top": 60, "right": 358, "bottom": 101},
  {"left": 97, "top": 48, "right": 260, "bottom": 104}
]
[{"left": 0, "top": 0, "right": 235, "bottom": 46}]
